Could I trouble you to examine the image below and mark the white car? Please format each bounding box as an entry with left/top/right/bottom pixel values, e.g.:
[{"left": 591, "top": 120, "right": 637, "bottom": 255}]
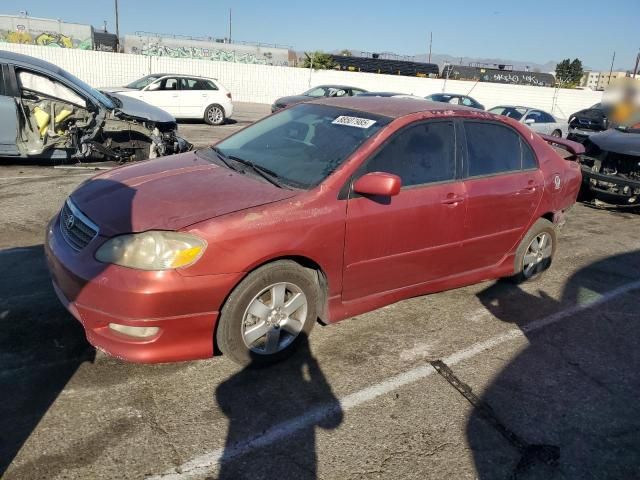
[
  {"left": 488, "top": 106, "right": 568, "bottom": 138},
  {"left": 102, "top": 74, "right": 234, "bottom": 125}
]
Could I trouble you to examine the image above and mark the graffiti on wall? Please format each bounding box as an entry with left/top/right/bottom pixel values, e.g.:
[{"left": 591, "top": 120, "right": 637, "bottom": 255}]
[
  {"left": 130, "top": 42, "right": 278, "bottom": 65},
  {"left": 0, "top": 24, "right": 91, "bottom": 49}
]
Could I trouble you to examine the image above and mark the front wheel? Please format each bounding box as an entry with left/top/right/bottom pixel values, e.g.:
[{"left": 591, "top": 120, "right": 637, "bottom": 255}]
[
  {"left": 216, "top": 261, "right": 318, "bottom": 366},
  {"left": 510, "top": 218, "right": 557, "bottom": 283},
  {"left": 204, "top": 104, "right": 226, "bottom": 125}
]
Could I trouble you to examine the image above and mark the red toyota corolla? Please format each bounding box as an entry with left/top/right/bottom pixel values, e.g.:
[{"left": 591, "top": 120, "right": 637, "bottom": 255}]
[{"left": 45, "top": 97, "right": 583, "bottom": 365}]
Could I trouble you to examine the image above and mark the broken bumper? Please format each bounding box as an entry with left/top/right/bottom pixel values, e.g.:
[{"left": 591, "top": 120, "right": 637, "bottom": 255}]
[{"left": 581, "top": 166, "right": 640, "bottom": 205}]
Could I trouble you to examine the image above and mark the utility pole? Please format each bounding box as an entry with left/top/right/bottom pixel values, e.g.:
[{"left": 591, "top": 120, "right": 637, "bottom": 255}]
[
  {"left": 228, "top": 8, "right": 232, "bottom": 43},
  {"left": 114, "top": 0, "right": 120, "bottom": 52},
  {"left": 633, "top": 49, "right": 639, "bottom": 79},
  {"left": 428, "top": 32, "right": 432, "bottom": 63},
  {"left": 607, "top": 51, "right": 615, "bottom": 88}
]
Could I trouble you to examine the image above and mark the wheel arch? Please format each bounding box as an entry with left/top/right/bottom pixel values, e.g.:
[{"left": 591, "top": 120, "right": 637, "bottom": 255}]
[{"left": 212, "top": 254, "right": 330, "bottom": 354}]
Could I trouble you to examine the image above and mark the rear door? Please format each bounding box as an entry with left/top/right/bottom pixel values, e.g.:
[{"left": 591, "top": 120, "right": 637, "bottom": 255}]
[
  {"left": 0, "top": 64, "right": 20, "bottom": 156},
  {"left": 459, "top": 121, "right": 543, "bottom": 271},
  {"left": 179, "top": 77, "right": 218, "bottom": 118},
  {"left": 342, "top": 119, "right": 467, "bottom": 301}
]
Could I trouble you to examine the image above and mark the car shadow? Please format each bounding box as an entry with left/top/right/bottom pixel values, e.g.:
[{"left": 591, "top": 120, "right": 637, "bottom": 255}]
[
  {"left": 0, "top": 178, "right": 137, "bottom": 476},
  {"left": 215, "top": 333, "right": 343, "bottom": 479},
  {"left": 468, "top": 250, "right": 640, "bottom": 479}
]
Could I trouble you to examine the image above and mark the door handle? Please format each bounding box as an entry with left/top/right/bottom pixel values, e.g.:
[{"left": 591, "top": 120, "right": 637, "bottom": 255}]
[{"left": 441, "top": 194, "right": 465, "bottom": 206}]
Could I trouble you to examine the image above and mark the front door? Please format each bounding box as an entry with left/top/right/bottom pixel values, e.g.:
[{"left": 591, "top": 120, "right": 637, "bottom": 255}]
[
  {"left": 342, "top": 120, "right": 467, "bottom": 301},
  {"left": 460, "top": 120, "right": 544, "bottom": 271},
  {"left": 140, "top": 77, "right": 181, "bottom": 116}
]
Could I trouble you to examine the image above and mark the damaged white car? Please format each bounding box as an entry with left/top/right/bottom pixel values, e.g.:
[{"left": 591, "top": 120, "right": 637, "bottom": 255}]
[{"left": 0, "top": 51, "right": 191, "bottom": 162}]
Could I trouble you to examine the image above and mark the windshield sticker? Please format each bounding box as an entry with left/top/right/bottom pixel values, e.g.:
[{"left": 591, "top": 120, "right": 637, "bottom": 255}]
[{"left": 332, "top": 116, "right": 377, "bottom": 129}]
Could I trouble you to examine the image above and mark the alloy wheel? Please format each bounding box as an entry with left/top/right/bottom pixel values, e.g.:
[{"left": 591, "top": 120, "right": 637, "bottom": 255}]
[
  {"left": 522, "top": 232, "right": 553, "bottom": 279},
  {"left": 241, "top": 282, "right": 308, "bottom": 355}
]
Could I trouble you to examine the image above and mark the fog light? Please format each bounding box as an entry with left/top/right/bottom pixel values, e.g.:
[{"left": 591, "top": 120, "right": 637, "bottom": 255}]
[{"left": 108, "top": 323, "right": 159, "bottom": 338}]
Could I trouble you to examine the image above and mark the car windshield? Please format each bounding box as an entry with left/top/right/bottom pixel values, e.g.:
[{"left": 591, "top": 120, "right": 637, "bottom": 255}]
[
  {"left": 126, "top": 75, "right": 163, "bottom": 90},
  {"left": 303, "top": 86, "right": 347, "bottom": 98},
  {"left": 426, "top": 94, "right": 452, "bottom": 101},
  {"left": 57, "top": 69, "right": 115, "bottom": 109},
  {"left": 210, "top": 103, "right": 391, "bottom": 189},
  {"left": 489, "top": 106, "right": 528, "bottom": 120}
]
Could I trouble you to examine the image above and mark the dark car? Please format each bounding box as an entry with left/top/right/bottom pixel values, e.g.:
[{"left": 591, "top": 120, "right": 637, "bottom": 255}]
[
  {"left": 46, "top": 97, "right": 581, "bottom": 366},
  {"left": 271, "top": 85, "right": 367, "bottom": 112},
  {"left": 567, "top": 103, "right": 609, "bottom": 142},
  {"left": 425, "top": 93, "right": 484, "bottom": 110},
  {"left": 0, "top": 51, "right": 190, "bottom": 162},
  {"left": 577, "top": 126, "right": 640, "bottom": 206}
]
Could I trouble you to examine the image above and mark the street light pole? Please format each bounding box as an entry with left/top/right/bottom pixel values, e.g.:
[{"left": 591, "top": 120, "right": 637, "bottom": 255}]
[{"left": 114, "top": 0, "right": 120, "bottom": 52}]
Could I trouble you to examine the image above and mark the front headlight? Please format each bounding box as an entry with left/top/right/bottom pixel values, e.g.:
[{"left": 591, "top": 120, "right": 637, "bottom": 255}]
[{"left": 95, "top": 231, "right": 206, "bottom": 270}]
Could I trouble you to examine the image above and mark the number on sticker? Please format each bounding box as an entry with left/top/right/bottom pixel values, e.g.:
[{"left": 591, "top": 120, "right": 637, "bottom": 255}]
[{"left": 332, "top": 116, "right": 377, "bottom": 129}]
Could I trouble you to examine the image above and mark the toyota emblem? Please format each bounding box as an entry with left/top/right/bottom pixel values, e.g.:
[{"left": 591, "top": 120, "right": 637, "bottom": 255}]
[
  {"left": 66, "top": 215, "right": 75, "bottom": 230},
  {"left": 553, "top": 175, "right": 561, "bottom": 190}
]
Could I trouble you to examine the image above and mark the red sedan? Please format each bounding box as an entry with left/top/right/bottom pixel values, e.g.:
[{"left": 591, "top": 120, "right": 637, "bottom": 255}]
[{"left": 45, "top": 97, "right": 583, "bottom": 365}]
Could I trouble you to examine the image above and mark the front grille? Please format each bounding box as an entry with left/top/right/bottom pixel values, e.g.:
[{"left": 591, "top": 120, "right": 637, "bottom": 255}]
[{"left": 59, "top": 199, "right": 99, "bottom": 251}]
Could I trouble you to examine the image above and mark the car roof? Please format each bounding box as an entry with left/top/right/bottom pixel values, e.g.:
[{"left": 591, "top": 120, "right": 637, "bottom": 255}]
[
  {"left": 491, "top": 105, "right": 532, "bottom": 111},
  {"left": 312, "top": 96, "right": 475, "bottom": 118},
  {"left": 154, "top": 73, "right": 216, "bottom": 81},
  {"left": 312, "top": 84, "right": 361, "bottom": 90},
  {"left": 0, "top": 50, "right": 65, "bottom": 74}
]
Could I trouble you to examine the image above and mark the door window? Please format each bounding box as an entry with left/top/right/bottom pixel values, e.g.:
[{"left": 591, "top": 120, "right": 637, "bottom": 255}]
[
  {"left": 159, "top": 78, "right": 178, "bottom": 90},
  {"left": 18, "top": 70, "right": 86, "bottom": 107},
  {"left": 464, "top": 122, "right": 524, "bottom": 177},
  {"left": 180, "top": 78, "right": 218, "bottom": 90},
  {"left": 461, "top": 97, "right": 475, "bottom": 107},
  {"left": 362, "top": 121, "right": 456, "bottom": 187}
]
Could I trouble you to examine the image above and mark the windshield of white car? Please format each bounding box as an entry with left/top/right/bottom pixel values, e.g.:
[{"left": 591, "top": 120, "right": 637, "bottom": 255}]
[
  {"left": 208, "top": 103, "right": 391, "bottom": 189},
  {"left": 126, "top": 75, "right": 163, "bottom": 90},
  {"left": 489, "top": 106, "right": 527, "bottom": 121},
  {"left": 304, "top": 87, "right": 347, "bottom": 98}
]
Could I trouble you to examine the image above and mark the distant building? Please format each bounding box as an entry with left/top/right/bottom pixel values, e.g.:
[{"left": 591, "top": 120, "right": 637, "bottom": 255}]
[
  {"left": 0, "top": 14, "right": 92, "bottom": 49},
  {"left": 597, "top": 71, "right": 631, "bottom": 90},
  {"left": 580, "top": 71, "right": 601, "bottom": 90}
]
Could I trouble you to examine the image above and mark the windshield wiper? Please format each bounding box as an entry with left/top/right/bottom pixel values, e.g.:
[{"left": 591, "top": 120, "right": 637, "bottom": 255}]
[
  {"left": 226, "top": 154, "right": 290, "bottom": 189},
  {"left": 209, "top": 146, "right": 239, "bottom": 171}
]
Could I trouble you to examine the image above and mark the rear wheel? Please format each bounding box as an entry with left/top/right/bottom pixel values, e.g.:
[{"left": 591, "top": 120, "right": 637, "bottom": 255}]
[
  {"left": 204, "top": 104, "right": 225, "bottom": 125},
  {"left": 217, "top": 261, "right": 318, "bottom": 366},
  {"left": 510, "top": 218, "right": 556, "bottom": 283}
]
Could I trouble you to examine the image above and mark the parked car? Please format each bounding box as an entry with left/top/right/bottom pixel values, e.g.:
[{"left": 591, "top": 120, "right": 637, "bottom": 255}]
[
  {"left": 0, "top": 51, "right": 190, "bottom": 161},
  {"left": 488, "top": 106, "right": 568, "bottom": 138},
  {"left": 271, "top": 85, "right": 367, "bottom": 112},
  {"left": 103, "top": 74, "right": 234, "bottom": 125},
  {"left": 567, "top": 103, "right": 609, "bottom": 142},
  {"left": 45, "top": 97, "right": 582, "bottom": 366},
  {"left": 576, "top": 126, "right": 640, "bottom": 206},
  {"left": 425, "top": 93, "right": 484, "bottom": 110}
]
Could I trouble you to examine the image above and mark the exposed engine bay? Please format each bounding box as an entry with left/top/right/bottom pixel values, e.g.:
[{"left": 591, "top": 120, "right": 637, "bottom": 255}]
[
  {"left": 15, "top": 70, "right": 191, "bottom": 162},
  {"left": 579, "top": 128, "right": 640, "bottom": 206}
]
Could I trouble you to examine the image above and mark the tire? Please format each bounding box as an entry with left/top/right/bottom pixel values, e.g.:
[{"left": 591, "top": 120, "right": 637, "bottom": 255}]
[
  {"left": 551, "top": 129, "right": 562, "bottom": 138},
  {"left": 510, "top": 218, "right": 557, "bottom": 283},
  {"left": 204, "top": 104, "right": 226, "bottom": 125},
  {"left": 216, "top": 260, "right": 318, "bottom": 366}
]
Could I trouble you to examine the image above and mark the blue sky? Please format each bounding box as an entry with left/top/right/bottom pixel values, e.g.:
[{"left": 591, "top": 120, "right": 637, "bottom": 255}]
[{"left": 8, "top": 0, "right": 640, "bottom": 70}]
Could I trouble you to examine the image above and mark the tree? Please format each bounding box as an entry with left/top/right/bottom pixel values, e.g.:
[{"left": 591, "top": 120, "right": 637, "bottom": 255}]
[
  {"left": 555, "top": 58, "right": 584, "bottom": 87},
  {"left": 302, "top": 51, "right": 336, "bottom": 70},
  {"left": 339, "top": 49, "right": 352, "bottom": 57}
]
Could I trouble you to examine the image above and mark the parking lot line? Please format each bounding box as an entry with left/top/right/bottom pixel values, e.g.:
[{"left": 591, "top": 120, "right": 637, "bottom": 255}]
[{"left": 150, "top": 279, "right": 640, "bottom": 480}]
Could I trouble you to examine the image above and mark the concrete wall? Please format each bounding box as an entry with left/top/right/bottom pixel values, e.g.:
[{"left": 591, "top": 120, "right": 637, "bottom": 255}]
[
  {"left": 0, "top": 15, "right": 92, "bottom": 49},
  {"left": 1, "top": 43, "right": 603, "bottom": 119}
]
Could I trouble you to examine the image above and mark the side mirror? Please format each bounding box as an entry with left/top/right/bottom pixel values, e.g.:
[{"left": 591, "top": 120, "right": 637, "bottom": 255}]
[
  {"left": 353, "top": 172, "right": 401, "bottom": 197},
  {"left": 146, "top": 82, "right": 161, "bottom": 92},
  {"left": 524, "top": 118, "right": 536, "bottom": 124}
]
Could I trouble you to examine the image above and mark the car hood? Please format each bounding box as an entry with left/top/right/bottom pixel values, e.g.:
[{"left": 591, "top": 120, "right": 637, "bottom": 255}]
[
  {"left": 70, "top": 152, "right": 298, "bottom": 237},
  {"left": 274, "top": 95, "right": 311, "bottom": 106},
  {"left": 106, "top": 91, "right": 176, "bottom": 124},
  {"left": 587, "top": 129, "right": 640, "bottom": 157}
]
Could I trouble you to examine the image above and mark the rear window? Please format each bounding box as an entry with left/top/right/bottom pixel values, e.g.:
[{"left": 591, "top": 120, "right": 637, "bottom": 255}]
[{"left": 464, "top": 122, "right": 535, "bottom": 177}]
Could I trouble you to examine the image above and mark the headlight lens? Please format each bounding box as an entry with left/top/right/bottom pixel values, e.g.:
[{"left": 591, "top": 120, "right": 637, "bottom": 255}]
[{"left": 95, "top": 231, "right": 206, "bottom": 270}]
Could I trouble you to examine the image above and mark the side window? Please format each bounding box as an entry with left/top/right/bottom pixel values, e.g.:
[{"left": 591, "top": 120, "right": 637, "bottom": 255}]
[
  {"left": 465, "top": 122, "right": 521, "bottom": 177},
  {"left": 160, "top": 78, "right": 178, "bottom": 90},
  {"left": 522, "top": 139, "right": 538, "bottom": 169},
  {"left": 204, "top": 80, "right": 218, "bottom": 90},
  {"left": 524, "top": 111, "right": 543, "bottom": 123},
  {"left": 539, "top": 112, "right": 555, "bottom": 123},
  {"left": 362, "top": 121, "right": 456, "bottom": 187},
  {"left": 461, "top": 97, "right": 474, "bottom": 106}
]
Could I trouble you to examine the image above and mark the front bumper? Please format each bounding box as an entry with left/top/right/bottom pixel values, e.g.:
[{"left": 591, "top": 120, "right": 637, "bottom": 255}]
[
  {"left": 581, "top": 166, "right": 640, "bottom": 205},
  {"left": 44, "top": 216, "right": 243, "bottom": 363}
]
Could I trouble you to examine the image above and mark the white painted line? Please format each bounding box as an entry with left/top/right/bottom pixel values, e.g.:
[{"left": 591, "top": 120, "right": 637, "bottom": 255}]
[
  {"left": 150, "top": 280, "right": 640, "bottom": 480},
  {"left": 0, "top": 173, "right": 95, "bottom": 181}
]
